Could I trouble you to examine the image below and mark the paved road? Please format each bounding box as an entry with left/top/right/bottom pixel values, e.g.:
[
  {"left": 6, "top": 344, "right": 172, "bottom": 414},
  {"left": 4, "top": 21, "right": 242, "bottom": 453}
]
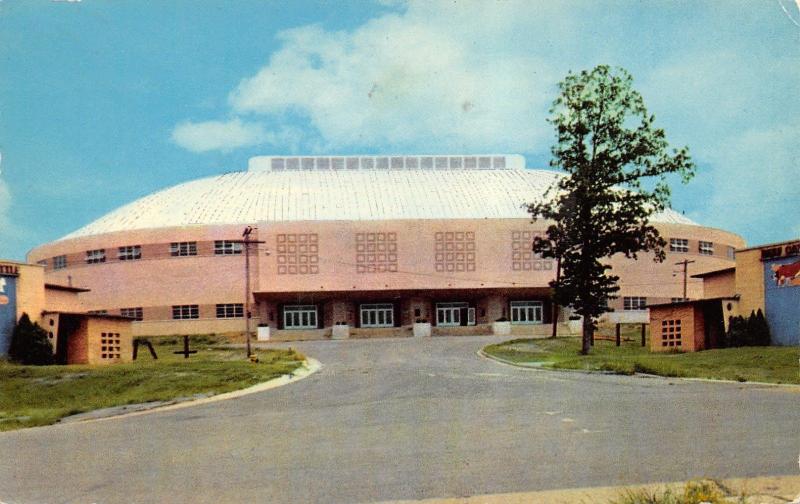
[{"left": 1, "top": 336, "right": 798, "bottom": 503}]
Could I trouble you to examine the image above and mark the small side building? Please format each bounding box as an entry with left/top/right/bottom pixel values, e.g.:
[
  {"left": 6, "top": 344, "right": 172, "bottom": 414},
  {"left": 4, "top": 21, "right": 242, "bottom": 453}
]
[
  {"left": 649, "top": 296, "right": 738, "bottom": 352},
  {"left": 40, "top": 312, "right": 133, "bottom": 365},
  {"left": 648, "top": 238, "right": 800, "bottom": 351},
  {"left": 1, "top": 259, "right": 132, "bottom": 364}
]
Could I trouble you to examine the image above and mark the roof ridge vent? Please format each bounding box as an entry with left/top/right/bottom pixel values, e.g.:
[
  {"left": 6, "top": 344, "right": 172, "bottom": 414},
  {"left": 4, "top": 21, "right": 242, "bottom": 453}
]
[{"left": 247, "top": 155, "right": 525, "bottom": 171}]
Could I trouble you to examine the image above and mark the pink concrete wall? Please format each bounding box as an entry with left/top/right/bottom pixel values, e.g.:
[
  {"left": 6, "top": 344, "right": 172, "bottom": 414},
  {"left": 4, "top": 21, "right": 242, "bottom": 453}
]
[{"left": 27, "top": 219, "right": 744, "bottom": 336}]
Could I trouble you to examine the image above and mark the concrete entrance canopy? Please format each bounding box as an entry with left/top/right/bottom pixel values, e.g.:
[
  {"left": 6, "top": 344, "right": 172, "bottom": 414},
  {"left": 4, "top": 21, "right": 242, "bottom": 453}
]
[{"left": 254, "top": 287, "right": 556, "bottom": 339}]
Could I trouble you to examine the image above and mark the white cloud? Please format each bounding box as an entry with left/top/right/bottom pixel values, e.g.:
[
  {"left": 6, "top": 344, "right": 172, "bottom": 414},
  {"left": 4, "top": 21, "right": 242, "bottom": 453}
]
[
  {"left": 226, "top": 12, "right": 558, "bottom": 153},
  {"left": 169, "top": 1, "right": 799, "bottom": 244},
  {"left": 171, "top": 118, "right": 269, "bottom": 153}
]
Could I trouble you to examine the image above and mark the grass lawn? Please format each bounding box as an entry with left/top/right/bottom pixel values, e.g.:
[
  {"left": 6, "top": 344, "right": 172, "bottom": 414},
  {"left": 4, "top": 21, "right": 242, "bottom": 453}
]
[
  {"left": 0, "top": 336, "right": 306, "bottom": 431},
  {"left": 484, "top": 325, "right": 800, "bottom": 385}
]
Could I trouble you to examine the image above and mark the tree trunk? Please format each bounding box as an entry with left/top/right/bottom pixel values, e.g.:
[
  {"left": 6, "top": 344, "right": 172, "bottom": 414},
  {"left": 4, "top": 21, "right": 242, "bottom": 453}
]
[{"left": 581, "top": 316, "right": 593, "bottom": 355}]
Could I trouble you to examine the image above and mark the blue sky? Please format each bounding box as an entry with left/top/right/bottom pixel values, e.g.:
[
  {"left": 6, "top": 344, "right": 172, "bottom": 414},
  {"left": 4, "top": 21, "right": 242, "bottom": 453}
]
[{"left": 0, "top": 0, "right": 798, "bottom": 260}]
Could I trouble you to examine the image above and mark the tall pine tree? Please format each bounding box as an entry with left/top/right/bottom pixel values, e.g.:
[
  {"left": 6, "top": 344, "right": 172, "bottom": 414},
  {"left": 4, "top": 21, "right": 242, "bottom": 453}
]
[{"left": 528, "top": 65, "right": 694, "bottom": 355}]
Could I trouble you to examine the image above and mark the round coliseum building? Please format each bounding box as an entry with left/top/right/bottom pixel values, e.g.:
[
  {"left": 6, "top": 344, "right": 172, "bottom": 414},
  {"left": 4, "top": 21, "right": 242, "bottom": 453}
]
[{"left": 27, "top": 155, "right": 745, "bottom": 339}]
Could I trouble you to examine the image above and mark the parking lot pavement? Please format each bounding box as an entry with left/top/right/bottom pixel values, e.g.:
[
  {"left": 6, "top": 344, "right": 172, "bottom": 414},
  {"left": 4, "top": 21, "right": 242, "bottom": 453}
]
[{"left": 1, "top": 336, "right": 798, "bottom": 504}]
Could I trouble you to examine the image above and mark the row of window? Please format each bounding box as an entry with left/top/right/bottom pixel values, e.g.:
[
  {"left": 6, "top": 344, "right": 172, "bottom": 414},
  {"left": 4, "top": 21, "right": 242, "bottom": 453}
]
[
  {"left": 172, "top": 303, "right": 245, "bottom": 320},
  {"left": 623, "top": 297, "right": 647, "bottom": 310},
  {"left": 621, "top": 296, "right": 688, "bottom": 310},
  {"left": 669, "top": 238, "right": 734, "bottom": 258},
  {"left": 40, "top": 236, "right": 734, "bottom": 270},
  {"left": 95, "top": 304, "right": 245, "bottom": 321},
  {"left": 39, "top": 241, "right": 245, "bottom": 269}
]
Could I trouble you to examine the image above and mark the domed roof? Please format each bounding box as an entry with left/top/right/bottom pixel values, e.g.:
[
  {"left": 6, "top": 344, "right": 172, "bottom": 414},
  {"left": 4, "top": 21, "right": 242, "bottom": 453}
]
[{"left": 60, "top": 155, "right": 697, "bottom": 240}]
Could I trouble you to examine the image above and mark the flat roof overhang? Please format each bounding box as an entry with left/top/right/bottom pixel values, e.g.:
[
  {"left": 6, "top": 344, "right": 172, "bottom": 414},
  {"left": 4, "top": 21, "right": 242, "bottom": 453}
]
[{"left": 253, "top": 287, "right": 552, "bottom": 304}]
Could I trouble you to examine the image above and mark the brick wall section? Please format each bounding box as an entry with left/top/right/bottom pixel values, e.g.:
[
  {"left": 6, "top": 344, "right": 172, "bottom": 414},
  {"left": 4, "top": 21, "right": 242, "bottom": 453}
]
[
  {"left": 86, "top": 318, "right": 132, "bottom": 365},
  {"left": 735, "top": 248, "right": 766, "bottom": 316},
  {"left": 701, "top": 271, "right": 736, "bottom": 299},
  {"left": 650, "top": 304, "right": 701, "bottom": 352},
  {"left": 65, "top": 318, "right": 89, "bottom": 364}
]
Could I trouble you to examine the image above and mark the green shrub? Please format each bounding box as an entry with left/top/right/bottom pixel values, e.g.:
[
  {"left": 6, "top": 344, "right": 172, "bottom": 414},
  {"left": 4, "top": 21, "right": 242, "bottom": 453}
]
[
  {"left": 610, "top": 487, "right": 680, "bottom": 504},
  {"left": 725, "top": 310, "right": 771, "bottom": 347},
  {"left": 682, "top": 479, "right": 727, "bottom": 504},
  {"left": 610, "top": 479, "right": 730, "bottom": 504},
  {"left": 8, "top": 313, "right": 54, "bottom": 365}
]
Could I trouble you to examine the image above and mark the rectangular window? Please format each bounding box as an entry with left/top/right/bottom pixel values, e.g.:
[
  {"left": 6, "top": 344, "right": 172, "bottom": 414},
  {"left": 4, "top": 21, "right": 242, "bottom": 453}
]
[
  {"left": 661, "top": 319, "right": 682, "bottom": 347},
  {"left": 510, "top": 300, "right": 543, "bottom": 324},
  {"left": 170, "top": 241, "right": 198, "bottom": 257},
  {"left": 85, "top": 249, "right": 106, "bottom": 264},
  {"left": 216, "top": 303, "right": 244, "bottom": 319},
  {"left": 88, "top": 309, "right": 108, "bottom": 315},
  {"left": 53, "top": 255, "right": 67, "bottom": 270},
  {"left": 214, "top": 240, "right": 243, "bottom": 255},
  {"left": 727, "top": 246, "right": 736, "bottom": 260},
  {"left": 172, "top": 305, "right": 199, "bottom": 320},
  {"left": 698, "top": 241, "right": 714, "bottom": 256},
  {"left": 118, "top": 245, "right": 141, "bottom": 261},
  {"left": 100, "top": 332, "right": 122, "bottom": 359},
  {"left": 669, "top": 238, "right": 689, "bottom": 253},
  {"left": 623, "top": 296, "right": 647, "bottom": 311},
  {"left": 671, "top": 297, "right": 687, "bottom": 303},
  {"left": 120, "top": 307, "right": 143, "bottom": 321},
  {"left": 435, "top": 302, "right": 468, "bottom": 326},
  {"left": 359, "top": 303, "right": 394, "bottom": 328},
  {"left": 37, "top": 259, "right": 48, "bottom": 267},
  {"left": 283, "top": 305, "right": 317, "bottom": 329}
]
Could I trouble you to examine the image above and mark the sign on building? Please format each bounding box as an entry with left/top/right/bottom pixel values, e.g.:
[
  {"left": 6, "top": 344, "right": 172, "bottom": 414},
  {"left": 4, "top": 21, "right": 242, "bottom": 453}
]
[
  {"left": 763, "top": 245, "right": 800, "bottom": 346},
  {"left": 0, "top": 264, "right": 19, "bottom": 356}
]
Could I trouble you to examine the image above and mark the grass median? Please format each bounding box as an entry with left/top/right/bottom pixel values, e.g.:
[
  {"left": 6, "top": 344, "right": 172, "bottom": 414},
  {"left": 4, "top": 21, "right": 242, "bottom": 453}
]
[
  {"left": 484, "top": 329, "right": 800, "bottom": 385},
  {"left": 0, "top": 335, "right": 306, "bottom": 431}
]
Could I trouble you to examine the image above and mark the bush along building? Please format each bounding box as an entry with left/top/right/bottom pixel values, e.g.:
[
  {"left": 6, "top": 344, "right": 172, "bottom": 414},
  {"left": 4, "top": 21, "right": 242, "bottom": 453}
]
[
  {"left": 649, "top": 238, "right": 800, "bottom": 351},
  {"left": 26, "top": 154, "right": 743, "bottom": 341}
]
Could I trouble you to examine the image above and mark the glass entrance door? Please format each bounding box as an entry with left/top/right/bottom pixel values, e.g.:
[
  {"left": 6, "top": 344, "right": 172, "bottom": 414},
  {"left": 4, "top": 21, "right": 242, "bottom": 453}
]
[
  {"left": 436, "top": 302, "right": 469, "bottom": 326},
  {"left": 283, "top": 305, "right": 318, "bottom": 329}
]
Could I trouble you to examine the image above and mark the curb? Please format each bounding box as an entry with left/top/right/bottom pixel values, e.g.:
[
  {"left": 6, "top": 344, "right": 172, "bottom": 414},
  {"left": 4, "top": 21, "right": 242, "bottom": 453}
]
[
  {"left": 48, "top": 357, "right": 323, "bottom": 428},
  {"left": 379, "top": 474, "right": 800, "bottom": 504},
  {"left": 478, "top": 349, "right": 800, "bottom": 390}
]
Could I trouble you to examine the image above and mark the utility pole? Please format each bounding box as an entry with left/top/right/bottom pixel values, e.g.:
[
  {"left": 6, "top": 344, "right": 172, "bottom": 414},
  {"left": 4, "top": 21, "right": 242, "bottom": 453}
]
[
  {"left": 244, "top": 227, "right": 252, "bottom": 358},
  {"left": 233, "top": 227, "right": 265, "bottom": 359},
  {"left": 674, "top": 259, "right": 696, "bottom": 300},
  {"left": 550, "top": 256, "right": 561, "bottom": 339}
]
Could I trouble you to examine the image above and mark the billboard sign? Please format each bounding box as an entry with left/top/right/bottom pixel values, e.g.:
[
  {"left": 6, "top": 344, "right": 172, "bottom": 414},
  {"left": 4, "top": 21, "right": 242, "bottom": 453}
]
[
  {"left": 0, "top": 270, "right": 18, "bottom": 357},
  {"left": 764, "top": 256, "right": 800, "bottom": 346}
]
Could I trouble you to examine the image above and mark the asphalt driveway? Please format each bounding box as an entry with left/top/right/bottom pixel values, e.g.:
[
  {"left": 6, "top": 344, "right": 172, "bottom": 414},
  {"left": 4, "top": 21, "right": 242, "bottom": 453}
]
[{"left": 1, "top": 336, "right": 798, "bottom": 503}]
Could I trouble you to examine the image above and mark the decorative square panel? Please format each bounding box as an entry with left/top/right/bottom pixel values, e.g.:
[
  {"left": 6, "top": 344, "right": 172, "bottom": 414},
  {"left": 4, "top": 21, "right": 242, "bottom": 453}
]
[
  {"left": 277, "top": 234, "right": 319, "bottom": 275},
  {"left": 511, "top": 230, "right": 553, "bottom": 272},
  {"left": 435, "top": 230, "right": 476, "bottom": 273},
  {"left": 356, "top": 232, "right": 398, "bottom": 273}
]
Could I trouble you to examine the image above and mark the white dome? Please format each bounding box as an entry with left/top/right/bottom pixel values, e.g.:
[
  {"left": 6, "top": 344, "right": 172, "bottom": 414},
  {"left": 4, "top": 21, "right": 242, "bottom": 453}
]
[{"left": 60, "top": 156, "right": 697, "bottom": 240}]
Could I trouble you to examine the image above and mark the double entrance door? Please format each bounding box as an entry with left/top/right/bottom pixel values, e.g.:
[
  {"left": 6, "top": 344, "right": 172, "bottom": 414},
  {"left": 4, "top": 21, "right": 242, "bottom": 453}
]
[{"left": 436, "top": 302, "right": 475, "bottom": 326}]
